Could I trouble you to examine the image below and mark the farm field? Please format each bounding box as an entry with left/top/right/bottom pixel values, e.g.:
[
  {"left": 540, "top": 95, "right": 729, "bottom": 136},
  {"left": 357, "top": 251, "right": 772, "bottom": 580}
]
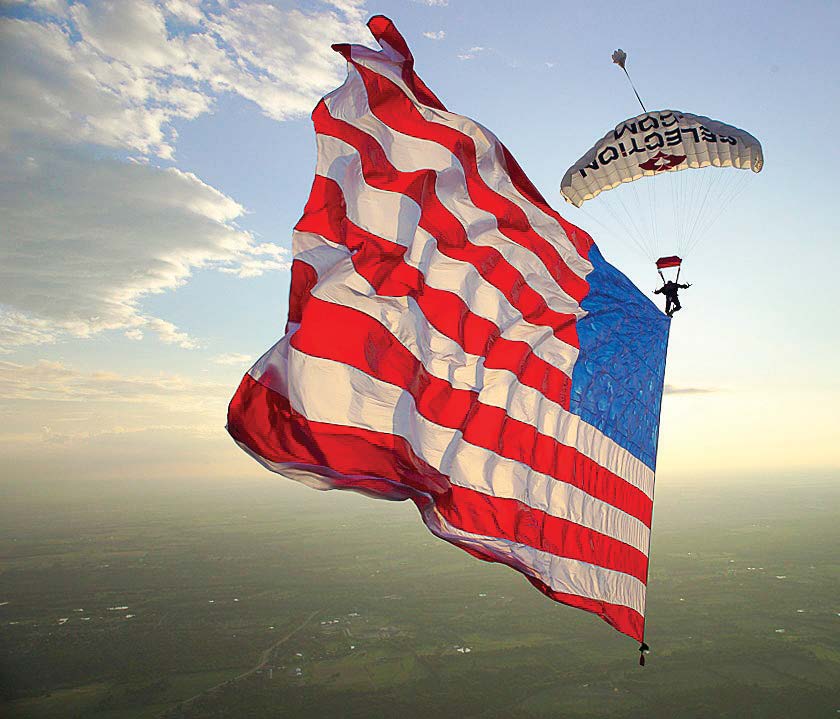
[{"left": 1, "top": 474, "right": 838, "bottom": 718}]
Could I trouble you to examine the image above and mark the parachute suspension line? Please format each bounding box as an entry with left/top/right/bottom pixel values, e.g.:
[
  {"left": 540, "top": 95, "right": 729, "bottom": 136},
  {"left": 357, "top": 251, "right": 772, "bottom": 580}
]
[
  {"left": 667, "top": 170, "right": 682, "bottom": 253},
  {"left": 628, "top": 182, "right": 653, "bottom": 257},
  {"left": 636, "top": 177, "right": 661, "bottom": 260},
  {"left": 629, "top": 175, "right": 654, "bottom": 257},
  {"left": 578, "top": 205, "right": 632, "bottom": 256},
  {"left": 583, "top": 192, "right": 651, "bottom": 260},
  {"left": 577, "top": 205, "right": 613, "bottom": 238},
  {"left": 670, "top": 172, "right": 682, "bottom": 250},
  {"left": 611, "top": 185, "right": 657, "bottom": 259},
  {"left": 711, "top": 171, "right": 751, "bottom": 241},
  {"left": 679, "top": 170, "right": 691, "bottom": 250},
  {"left": 621, "top": 67, "right": 647, "bottom": 113},
  {"left": 585, "top": 180, "right": 652, "bottom": 259},
  {"left": 650, "top": 170, "right": 661, "bottom": 258},
  {"left": 611, "top": 49, "right": 647, "bottom": 113},
  {"left": 680, "top": 172, "right": 712, "bottom": 252},
  {"left": 669, "top": 170, "right": 684, "bottom": 257},
  {"left": 684, "top": 171, "right": 750, "bottom": 258},
  {"left": 583, "top": 165, "right": 755, "bottom": 267},
  {"left": 681, "top": 168, "right": 714, "bottom": 254},
  {"left": 683, "top": 169, "right": 734, "bottom": 256},
  {"left": 680, "top": 169, "right": 693, "bottom": 249},
  {"left": 681, "top": 167, "right": 752, "bottom": 259},
  {"left": 627, "top": 177, "right": 652, "bottom": 256}
]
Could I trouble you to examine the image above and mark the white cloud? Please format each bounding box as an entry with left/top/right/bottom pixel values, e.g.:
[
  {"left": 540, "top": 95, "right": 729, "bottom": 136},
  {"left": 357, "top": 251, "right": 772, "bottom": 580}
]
[
  {"left": 142, "top": 318, "right": 200, "bottom": 350},
  {"left": 0, "top": 359, "right": 226, "bottom": 406},
  {"left": 162, "top": 0, "right": 203, "bottom": 25},
  {"left": 197, "top": 2, "right": 370, "bottom": 123},
  {"left": 0, "top": 14, "right": 203, "bottom": 159},
  {"left": 212, "top": 353, "right": 254, "bottom": 366},
  {"left": 3, "top": 0, "right": 70, "bottom": 16},
  {"left": 0, "top": 145, "right": 288, "bottom": 348},
  {"left": 38, "top": 422, "right": 215, "bottom": 445},
  {"left": 0, "top": 1, "right": 334, "bottom": 349},
  {"left": 0, "top": 2, "right": 371, "bottom": 157},
  {"left": 322, "top": 0, "right": 367, "bottom": 22},
  {"left": 0, "top": 359, "right": 233, "bottom": 460},
  {"left": 423, "top": 30, "right": 445, "bottom": 40},
  {"left": 457, "top": 46, "right": 488, "bottom": 61},
  {"left": 0, "top": 312, "right": 59, "bottom": 352},
  {"left": 664, "top": 384, "right": 717, "bottom": 395},
  {"left": 218, "top": 242, "right": 292, "bottom": 279},
  {"left": 413, "top": 0, "right": 449, "bottom": 6}
]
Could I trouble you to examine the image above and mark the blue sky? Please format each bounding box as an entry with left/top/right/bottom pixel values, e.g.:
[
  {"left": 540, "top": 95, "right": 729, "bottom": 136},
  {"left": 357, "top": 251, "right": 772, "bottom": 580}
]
[{"left": 1, "top": 0, "right": 837, "bottom": 482}]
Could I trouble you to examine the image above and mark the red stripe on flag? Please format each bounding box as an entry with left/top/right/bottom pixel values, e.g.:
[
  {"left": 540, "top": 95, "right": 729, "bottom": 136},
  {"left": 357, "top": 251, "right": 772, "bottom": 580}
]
[
  {"left": 456, "top": 537, "right": 644, "bottom": 641},
  {"left": 356, "top": 15, "right": 595, "bottom": 267},
  {"left": 287, "top": 259, "right": 318, "bottom": 328},
  {"left": 295, "top": 178, "right": 576, "bottom": 410},
  {"left": 291, "top": 295, "right": 653, "bottom": 526},
  {"left": 368, "top": 16, "right": 446, "bottom": 111},
  {"left": 229, "top": 372, "right": 448, "bottom": 497},
  {"left": 311, "top": 103, "right": 580, "bottom": 347},
  {"left": 499, "top": 146, "right": 594, "bottom": 258},
  {"left": 438, "top": 486, "right": 648, "bottom": 582},
  {"left": 228, "top": 372, "right": 647, "bottom": 640},
  {"left": 328, "top": 58, "right": 591, "bottom": 302}
]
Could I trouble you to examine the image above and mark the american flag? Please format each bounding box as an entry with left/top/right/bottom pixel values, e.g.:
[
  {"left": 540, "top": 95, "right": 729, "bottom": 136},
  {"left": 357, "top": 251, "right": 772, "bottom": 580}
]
[{"left": 227, "top": 16, "right": 670, "bottom": 646}]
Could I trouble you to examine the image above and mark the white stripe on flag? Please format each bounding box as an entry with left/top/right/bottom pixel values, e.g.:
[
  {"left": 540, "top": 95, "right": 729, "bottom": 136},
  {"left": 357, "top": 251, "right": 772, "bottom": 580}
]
[
  {"left": 314, "top": 132, "right": 584, "bottom": 315},
  {"left": 295, "top": 235, "right": 579, "bottom": 378},
  {"left": 249, "top": 345, "right": 651, "bottom": 554},
  {"left": 337, "top": 52, "right": 593, "bottom": 278},
  {"left": 232, "top": 438, "right": 647, "bottom": 615},
  {"left": 275, "top": 241, "right": 654, "bottom": 498},
  {"left": 423, "top": 507, "right": 647, "bottom": 614}
]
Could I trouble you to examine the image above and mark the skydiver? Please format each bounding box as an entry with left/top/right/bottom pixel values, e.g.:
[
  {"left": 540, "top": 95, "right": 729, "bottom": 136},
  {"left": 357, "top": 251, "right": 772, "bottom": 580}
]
[{"left": 654, "top": 279, "right": 691, "bottom": 317}]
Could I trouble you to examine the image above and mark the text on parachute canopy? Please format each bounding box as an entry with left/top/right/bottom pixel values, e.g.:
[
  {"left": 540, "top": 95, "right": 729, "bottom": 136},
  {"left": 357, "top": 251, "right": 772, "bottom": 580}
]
[{"left": 578, "top": 113, "right": 739, "bottom": 178}]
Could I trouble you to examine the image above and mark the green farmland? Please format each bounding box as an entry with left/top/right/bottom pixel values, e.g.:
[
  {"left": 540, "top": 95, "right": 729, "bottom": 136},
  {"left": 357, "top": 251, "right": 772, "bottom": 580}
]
[{"left": 1, "top": 474, "right": 838, "bottom": 718}]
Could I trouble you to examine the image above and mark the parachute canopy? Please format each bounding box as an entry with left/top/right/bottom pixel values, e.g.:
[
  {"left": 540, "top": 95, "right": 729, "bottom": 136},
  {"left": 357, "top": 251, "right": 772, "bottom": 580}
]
[{"left": 561, "top": 110, "right": 763, "bottom": 208}]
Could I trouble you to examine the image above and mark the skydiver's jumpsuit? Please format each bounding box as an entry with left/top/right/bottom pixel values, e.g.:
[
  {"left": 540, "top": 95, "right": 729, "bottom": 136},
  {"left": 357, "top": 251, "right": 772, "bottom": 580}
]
[{"left": 655, "top": 281, "right": 689, "bottom": 317}]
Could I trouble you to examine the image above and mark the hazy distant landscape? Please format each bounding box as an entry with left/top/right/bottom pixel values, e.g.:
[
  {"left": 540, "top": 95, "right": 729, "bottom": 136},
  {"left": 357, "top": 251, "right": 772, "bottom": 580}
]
[{"left": 1, "top": 473, "right": 838, "bottom": 719}]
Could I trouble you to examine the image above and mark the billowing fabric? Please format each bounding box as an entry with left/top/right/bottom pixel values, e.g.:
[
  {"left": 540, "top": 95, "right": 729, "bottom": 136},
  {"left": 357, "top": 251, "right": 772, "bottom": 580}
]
[
  {"left": 572, "top": 247, "right": 670, "bottom": 471},
  {"left": 227, "top": 16, "right": 670, "bottom": 643},
  {"left": 560, "top": 110, "right": 764, "bottom": 207}
]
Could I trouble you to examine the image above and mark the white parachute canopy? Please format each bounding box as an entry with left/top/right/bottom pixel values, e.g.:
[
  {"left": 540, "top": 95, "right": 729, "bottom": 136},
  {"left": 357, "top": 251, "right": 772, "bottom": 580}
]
[{"left": 560, "top": 110, "right": 764, "bottom": 262}]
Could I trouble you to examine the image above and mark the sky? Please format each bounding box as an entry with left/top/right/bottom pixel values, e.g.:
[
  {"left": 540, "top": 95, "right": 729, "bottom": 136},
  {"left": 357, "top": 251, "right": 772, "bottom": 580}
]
[{"left": 1, "top": 0, "right": 838, "bottom": 487}]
